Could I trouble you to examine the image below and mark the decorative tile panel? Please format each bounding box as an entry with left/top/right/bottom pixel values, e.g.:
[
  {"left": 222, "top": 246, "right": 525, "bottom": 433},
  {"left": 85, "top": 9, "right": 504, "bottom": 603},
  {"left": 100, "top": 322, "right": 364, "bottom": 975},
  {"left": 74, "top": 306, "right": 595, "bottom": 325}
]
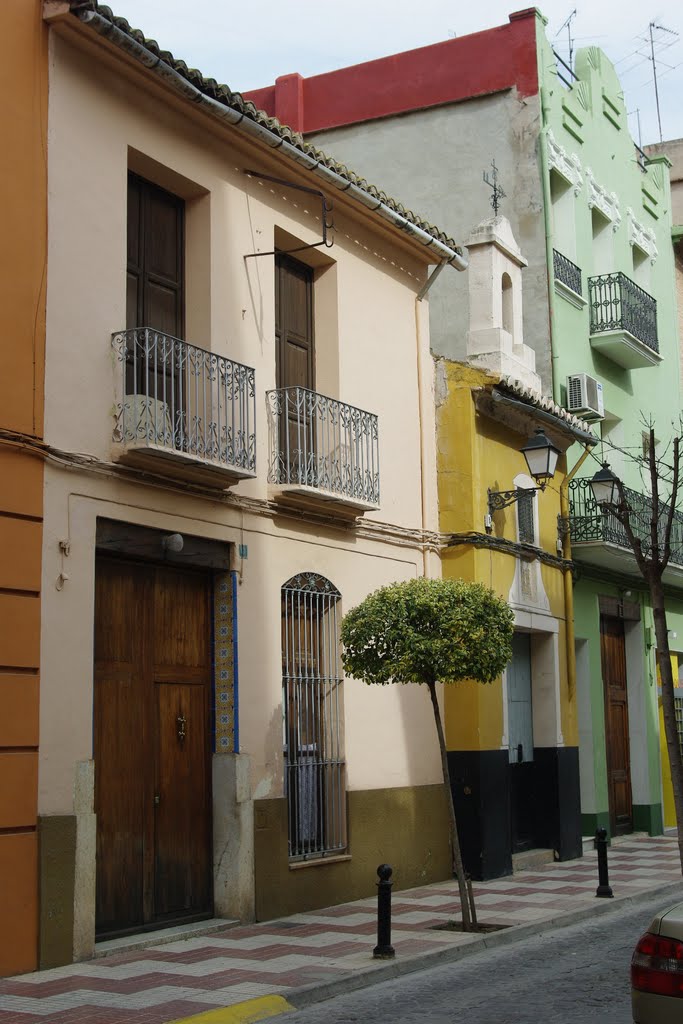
[{"left": 213, "top": 571, "right": 237, "bottom": 752}]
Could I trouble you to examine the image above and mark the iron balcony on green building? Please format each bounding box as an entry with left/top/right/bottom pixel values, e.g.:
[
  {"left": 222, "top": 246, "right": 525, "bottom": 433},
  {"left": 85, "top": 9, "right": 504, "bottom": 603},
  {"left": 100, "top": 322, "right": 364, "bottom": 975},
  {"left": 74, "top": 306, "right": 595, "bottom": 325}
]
[
  {"left": 568, "top": 477, "right": 683, "bottom": 580},
  {"left": 588, "top": 272, "right": 660, "bottom": 370}
]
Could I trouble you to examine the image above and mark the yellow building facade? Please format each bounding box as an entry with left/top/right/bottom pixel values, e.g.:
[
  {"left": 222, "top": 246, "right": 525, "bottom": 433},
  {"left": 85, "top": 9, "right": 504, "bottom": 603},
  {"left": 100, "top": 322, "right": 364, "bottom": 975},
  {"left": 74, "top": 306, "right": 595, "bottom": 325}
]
[{"left": 436, "top": 359, "right": 592, "bottom": 878}]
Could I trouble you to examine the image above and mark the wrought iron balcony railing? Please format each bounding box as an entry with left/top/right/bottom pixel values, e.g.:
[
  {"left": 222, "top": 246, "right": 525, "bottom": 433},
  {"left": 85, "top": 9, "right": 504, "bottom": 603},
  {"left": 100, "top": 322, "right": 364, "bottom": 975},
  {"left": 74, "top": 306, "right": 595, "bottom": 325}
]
[
  {"left": 588, "top": 272, "right": 658, "bottom": 354},
  {"left": 568, "top": 477, "right": 683, "bottom": 568},
  {"left": 267, "top": 387, "right": 380, "bottom": 507},
  {"left": 553, "top": 249, "right": 583, "bottom": 297},
  {"left": 112, "top": 328, "right": 256, "bottom": 478}
]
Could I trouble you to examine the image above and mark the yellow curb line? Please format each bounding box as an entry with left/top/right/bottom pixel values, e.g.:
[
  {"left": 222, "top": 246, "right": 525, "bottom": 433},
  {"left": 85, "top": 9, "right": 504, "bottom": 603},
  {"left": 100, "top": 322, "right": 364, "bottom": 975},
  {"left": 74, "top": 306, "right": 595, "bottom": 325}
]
[{"left": 169, "top": 994, "right": 295, "bottom": 1024}]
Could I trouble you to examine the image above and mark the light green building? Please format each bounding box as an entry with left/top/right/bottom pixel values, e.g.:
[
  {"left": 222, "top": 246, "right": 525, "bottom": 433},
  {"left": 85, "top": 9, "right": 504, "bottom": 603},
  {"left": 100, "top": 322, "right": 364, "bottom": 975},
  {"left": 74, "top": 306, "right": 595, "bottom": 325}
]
[{"left": 540, "top": 34, "right": 682, "bottom": 837}]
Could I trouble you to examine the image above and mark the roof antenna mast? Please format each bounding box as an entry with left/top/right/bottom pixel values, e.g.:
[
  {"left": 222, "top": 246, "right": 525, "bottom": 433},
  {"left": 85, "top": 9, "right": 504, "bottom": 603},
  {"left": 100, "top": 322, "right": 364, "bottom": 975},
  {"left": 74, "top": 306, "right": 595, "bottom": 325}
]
[
  {"left": 648, "top": 21, "right": 678, "bottom": 143},
  {"left": 556, "top": 9, "right": 577, "bottom": 70}
]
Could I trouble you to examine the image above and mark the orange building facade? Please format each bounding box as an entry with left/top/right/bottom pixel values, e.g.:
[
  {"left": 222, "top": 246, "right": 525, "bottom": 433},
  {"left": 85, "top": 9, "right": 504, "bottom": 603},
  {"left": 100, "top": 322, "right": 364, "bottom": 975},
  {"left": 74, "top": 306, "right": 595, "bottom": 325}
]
[{"left": 0, "top": 0, "right": 47, "bottom": 976}]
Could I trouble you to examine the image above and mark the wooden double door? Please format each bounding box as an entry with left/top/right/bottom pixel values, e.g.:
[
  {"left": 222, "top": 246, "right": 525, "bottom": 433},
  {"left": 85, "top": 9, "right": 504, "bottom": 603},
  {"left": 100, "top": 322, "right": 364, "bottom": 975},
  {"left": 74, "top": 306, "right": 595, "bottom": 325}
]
[
  {"left": 94, "top": 557, "right": 213, "bottom": 938},
  {"left": 600, "top": 615, "right": 633, "bottom": 835}
]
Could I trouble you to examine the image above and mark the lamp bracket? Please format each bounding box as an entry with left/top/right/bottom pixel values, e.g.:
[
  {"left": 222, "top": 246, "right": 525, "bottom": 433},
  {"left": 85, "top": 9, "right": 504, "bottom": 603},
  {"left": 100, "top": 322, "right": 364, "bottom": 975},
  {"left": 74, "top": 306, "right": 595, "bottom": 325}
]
[{"left": 488, "top": 486, "right": 538, "bottom": 515}]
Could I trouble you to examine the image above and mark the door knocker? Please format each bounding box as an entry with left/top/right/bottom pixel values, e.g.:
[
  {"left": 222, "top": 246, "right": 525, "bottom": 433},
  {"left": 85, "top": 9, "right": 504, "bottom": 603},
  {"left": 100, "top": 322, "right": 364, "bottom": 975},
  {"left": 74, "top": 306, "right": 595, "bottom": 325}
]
[{"left": 177, "top": 714, "right": 187, "bottom": 742}]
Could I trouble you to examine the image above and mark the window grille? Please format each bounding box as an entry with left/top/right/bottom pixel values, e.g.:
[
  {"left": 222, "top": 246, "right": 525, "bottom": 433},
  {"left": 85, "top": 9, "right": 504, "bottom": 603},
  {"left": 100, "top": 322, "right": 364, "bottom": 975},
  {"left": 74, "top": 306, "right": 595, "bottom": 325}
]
[
  {"left": 676, "top": 694, "right": 683, "bottom": 755},
  {"left": 281, "top": 573, "right": 346, "bottom": 860},
  {"left": 517, "top": 490, "right": 535, "bottom": 544}
]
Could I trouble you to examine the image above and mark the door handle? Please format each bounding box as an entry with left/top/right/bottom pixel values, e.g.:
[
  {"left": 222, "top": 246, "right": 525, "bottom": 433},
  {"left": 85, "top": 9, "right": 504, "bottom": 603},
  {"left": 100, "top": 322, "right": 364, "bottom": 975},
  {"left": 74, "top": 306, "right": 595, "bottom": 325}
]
[
  {"left": 177, "top": 714, "right": 187, "bottom": 742},
  {"left": 517, "top": 743, "right": 523, "bottom": 763}
]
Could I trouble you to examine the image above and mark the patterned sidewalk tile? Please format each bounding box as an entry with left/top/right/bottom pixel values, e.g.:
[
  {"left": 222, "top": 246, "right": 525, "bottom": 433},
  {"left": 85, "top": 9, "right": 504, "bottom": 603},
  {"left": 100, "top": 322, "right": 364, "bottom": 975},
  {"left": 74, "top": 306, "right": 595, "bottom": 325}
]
[{"left": 0, "top": 836, "right": 679, "bottom": 1024}]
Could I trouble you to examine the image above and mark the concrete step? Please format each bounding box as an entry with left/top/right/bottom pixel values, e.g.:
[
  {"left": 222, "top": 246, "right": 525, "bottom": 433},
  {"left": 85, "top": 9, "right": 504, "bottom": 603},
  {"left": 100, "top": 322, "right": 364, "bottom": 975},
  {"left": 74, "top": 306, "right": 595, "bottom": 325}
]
[
  {"left": 512, "top": 848, "right": 555, "bottom": 873},
  {"left": 94, "top": 917, "right": 239, "bottom": 958}
]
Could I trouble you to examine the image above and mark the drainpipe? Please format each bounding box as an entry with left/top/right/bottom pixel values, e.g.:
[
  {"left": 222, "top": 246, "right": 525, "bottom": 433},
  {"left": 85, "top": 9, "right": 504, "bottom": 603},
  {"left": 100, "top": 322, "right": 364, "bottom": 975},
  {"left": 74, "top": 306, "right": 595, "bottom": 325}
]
[
  {"left": 539, "top": 93, "right": 561, "bottom": 403},
  {"left": 560, "top": 444, "right": 593, "bottom": 709},
  {"left": 69, "top": 7, "right": 469, "bottom": 272},
  {"left": 414, "top": 295, "right": 430, "bottom": 579}
]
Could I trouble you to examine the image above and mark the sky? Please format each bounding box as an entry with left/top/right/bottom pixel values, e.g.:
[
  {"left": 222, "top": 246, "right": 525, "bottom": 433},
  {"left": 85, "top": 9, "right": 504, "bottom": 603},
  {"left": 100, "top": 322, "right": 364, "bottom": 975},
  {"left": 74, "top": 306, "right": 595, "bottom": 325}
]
[{"left": 105, "top": 0, "right": 683, "bottom": 147}]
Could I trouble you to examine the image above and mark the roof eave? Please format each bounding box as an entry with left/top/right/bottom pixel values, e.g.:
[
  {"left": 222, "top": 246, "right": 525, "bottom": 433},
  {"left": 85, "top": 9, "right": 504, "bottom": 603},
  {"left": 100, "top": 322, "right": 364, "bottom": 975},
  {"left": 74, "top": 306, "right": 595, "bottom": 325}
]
[{"left": 53, "top": 2, "right": 468, "bottom": 271}]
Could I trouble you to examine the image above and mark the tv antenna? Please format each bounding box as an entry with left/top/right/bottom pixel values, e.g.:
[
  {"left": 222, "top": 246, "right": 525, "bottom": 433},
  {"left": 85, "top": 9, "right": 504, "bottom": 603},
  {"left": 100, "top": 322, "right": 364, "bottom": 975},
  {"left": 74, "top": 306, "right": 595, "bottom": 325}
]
[
  {"left": 649, "top": 21, "right": 679, "bottom": 142},
  {"left": 556, "top": 9, "right": 577, "bottom": 69}
]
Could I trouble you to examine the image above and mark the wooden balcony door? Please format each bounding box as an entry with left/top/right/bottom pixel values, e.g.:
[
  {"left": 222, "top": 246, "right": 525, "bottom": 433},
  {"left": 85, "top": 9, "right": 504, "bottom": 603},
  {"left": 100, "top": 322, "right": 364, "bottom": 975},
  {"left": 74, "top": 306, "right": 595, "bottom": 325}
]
[
  {"left": 600, "top": 614, "right": 633, "bottom": 835},
  {"left": 94, "top": 557, "right": 212, "bottom": 938},
  {"left": 275, "top": 254, "right": 314, "bottom": 481},
  {"left": 126, "top": 174, "right": 184, "bottom": 411}
]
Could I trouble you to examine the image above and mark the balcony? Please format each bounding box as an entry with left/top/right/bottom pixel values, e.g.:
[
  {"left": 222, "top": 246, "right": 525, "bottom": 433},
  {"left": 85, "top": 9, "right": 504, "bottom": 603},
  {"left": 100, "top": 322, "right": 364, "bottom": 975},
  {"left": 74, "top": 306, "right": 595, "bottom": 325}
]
[
  {"left": 553, "top": 249, "right": 585, "bottom": 307},
  {"left": 267, "top": 387, "right": 380, "bottom": 516},
  {"left": 568, "top": 478, "right": 683, "bottom": 581},
  {"left": 588, "top": 272, "right": 660, "bottom": 369},
  {"left": 112, "top": 329, "right": 256, "bottom": 488}
]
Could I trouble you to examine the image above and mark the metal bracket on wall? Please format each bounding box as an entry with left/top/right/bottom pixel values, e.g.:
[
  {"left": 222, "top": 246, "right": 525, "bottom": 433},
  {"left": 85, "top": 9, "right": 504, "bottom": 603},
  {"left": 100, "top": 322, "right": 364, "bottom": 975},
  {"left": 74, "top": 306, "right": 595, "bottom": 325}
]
[{"left": 243, "top": 170, "right": 334, "bottom": 258}]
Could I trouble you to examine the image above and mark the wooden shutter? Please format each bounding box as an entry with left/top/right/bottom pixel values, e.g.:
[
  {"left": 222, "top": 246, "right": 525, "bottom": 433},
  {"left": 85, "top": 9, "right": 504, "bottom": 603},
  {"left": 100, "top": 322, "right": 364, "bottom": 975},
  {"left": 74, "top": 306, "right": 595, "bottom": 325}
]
[{"left": 127, "top": 173, "right": 184, "bottom": 337}]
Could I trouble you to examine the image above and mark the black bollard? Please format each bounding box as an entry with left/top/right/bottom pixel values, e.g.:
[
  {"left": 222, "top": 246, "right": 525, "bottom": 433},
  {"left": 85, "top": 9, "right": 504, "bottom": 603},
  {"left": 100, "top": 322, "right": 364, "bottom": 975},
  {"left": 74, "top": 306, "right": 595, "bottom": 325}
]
[
  {"left": 373, "top": 863, "right": 395, "bottom": 959},
  {"left": 595, "top": 827, "right": 614, "bottom": 898}
]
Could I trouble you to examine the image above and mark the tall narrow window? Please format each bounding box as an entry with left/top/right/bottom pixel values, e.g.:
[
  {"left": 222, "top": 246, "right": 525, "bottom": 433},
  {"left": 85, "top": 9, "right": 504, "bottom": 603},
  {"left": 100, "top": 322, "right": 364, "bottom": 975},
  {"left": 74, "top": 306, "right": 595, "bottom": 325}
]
[
  {"left": 281, "top": 573, "right": 346, "bottom": 860},
  {"left": 517, "top": 490, "right": 536, "bottom": 544},
  {"left": 502, "top": 273, "right": 513, "bottom": 337}
]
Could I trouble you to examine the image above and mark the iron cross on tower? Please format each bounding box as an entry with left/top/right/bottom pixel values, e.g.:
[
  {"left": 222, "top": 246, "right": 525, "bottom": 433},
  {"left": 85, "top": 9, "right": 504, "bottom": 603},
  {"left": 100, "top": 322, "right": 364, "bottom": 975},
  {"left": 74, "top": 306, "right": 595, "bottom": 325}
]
[{"left": 483, "top": 159, "right": 506, "bottom": 215}]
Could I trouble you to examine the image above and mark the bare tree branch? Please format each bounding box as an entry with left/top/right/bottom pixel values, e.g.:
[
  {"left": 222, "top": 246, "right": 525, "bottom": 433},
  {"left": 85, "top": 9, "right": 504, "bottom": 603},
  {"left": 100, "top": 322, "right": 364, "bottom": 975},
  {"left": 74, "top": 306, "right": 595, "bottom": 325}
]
[{"left": 662, "top": 434, "right": 680, "bottom": 572}]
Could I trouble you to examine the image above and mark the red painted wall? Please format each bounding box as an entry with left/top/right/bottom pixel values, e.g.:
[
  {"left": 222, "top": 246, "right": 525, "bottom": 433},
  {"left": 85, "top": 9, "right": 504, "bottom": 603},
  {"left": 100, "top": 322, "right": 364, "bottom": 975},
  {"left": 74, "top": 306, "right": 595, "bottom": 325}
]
[{"left": 245, "top": 9, "right": 539, "bottom": 135}]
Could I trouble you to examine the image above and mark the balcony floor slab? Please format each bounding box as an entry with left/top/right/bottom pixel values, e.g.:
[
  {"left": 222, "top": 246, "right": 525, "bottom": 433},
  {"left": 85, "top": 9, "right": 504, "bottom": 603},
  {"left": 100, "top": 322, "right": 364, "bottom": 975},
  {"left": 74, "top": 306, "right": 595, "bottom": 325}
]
[
  {"left": 589, "top": 328, "right": 661, "bottom": 369},
  {"left": 113, "top": 442, "right": 256, "bottom": 490}
]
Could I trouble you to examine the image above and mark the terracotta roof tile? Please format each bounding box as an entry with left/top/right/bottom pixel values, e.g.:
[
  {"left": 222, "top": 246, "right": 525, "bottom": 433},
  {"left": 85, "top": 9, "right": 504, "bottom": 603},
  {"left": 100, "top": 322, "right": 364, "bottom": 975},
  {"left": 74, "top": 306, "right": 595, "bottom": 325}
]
[{"left": 68, "top": 1, "right": 465, "bottom": 258}]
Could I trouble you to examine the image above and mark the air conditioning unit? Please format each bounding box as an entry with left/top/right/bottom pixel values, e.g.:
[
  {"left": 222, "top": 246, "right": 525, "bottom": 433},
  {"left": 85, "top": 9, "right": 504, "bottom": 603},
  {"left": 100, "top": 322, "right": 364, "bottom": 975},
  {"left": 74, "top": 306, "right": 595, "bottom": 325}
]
[{"left": 566, "top": 373, "right": 604, "bottom": 420}]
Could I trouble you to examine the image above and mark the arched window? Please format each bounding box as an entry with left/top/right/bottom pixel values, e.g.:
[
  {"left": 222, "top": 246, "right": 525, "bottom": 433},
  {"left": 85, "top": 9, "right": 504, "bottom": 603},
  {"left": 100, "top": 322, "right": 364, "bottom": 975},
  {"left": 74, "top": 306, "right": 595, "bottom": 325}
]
[
  {"left": 281, "top": 573, "right": 346, "bottom": 860},
  {"left": 502, "top": 273, "right": 513, "bottom": 336}
]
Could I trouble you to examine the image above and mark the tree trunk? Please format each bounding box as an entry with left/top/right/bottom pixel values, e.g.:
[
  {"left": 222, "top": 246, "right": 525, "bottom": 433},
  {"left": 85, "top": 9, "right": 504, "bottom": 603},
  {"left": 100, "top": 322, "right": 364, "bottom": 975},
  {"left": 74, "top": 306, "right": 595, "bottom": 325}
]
[
  {"left": 651, "top": 577, "right": 683, "bottom": 873},
  {"left": 427, "top": 679, "right": 474, "bottom": 930}
]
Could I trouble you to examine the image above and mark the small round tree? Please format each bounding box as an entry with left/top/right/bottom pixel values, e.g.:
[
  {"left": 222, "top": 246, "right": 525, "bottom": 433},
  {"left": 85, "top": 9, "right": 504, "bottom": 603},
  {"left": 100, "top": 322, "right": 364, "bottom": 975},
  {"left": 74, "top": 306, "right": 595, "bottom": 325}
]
[{"left": 341, "top": 576, "right": 514, "bottom": 931}]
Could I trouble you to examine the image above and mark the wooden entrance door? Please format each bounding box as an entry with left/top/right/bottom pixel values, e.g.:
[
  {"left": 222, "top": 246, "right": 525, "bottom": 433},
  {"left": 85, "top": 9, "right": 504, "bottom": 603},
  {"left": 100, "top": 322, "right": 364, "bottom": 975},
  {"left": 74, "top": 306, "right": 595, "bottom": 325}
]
[
  {"left": 508, "top": 633, "right": 536, "bottom": 852},
  {"left": 94, "top": 557, "right": 212, "bottom": 938},
  {"left": 600, "top": 615, "right": 633, "bottom": 835}
]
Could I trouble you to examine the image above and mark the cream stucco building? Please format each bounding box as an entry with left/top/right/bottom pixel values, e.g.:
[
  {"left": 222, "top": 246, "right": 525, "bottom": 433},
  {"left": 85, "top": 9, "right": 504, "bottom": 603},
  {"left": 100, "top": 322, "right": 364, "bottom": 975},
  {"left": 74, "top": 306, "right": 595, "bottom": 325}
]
[{"left": 34, "top": 1, "right": 469, "bottom": 968}]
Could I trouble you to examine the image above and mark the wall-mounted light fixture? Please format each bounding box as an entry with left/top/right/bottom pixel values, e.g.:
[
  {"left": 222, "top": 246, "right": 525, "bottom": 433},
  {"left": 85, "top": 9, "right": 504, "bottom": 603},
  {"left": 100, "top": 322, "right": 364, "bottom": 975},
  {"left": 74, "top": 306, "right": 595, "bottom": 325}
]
[
  {"left": 486, "top": 428, "right": 561, "bottom": 530},
  {"left": 162, "top": 532, "right": 184, "bottom": 554},
  {"left": 589, "top": 462, "right": 621, "bottom": 509}
]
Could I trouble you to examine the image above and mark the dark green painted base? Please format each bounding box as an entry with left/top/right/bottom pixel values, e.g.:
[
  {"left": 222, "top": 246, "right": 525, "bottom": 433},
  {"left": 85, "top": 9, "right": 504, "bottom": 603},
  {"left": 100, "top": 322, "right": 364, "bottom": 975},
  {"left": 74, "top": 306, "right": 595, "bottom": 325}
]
[
  {"left": 581, "top": 811, "right": 610, "bottom": 838},
  {"left": 38, "top": 815, "right": 76, "bottom": 969},
  {"left": 633, "top": 803, "right": 664, "bottom": 836},
  {"left": 254, "top": 785, "right": 451, "bottom": 921},
  {"left": 447, "top": 747, "right": 583, "bottom": 881},
  {"left": 582, "top": 805, "right": 664, "bottom": 841}
]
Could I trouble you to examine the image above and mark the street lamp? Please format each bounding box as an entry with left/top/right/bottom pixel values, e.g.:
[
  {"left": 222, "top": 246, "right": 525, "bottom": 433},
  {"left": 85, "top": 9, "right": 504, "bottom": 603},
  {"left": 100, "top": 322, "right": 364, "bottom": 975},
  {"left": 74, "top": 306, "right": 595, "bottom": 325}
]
[
  {"left": 487, "top": 428, "right": 562, "bottom": 519},
  {"left": 589, "top": 462, "right": 621, "bottom": 509}
]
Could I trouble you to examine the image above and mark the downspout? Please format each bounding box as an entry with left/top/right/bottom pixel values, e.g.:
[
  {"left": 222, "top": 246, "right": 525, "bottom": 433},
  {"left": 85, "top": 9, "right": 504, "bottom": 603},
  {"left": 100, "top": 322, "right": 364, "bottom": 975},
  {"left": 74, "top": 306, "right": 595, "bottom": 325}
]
[
  {"left": 539, "top": 90, "right": 561, "bottom": 403},
  {"left": 414, "top": 294, "right": 429, "bottom": 579},
  {"left": 70, "top": 7, "right": 469, "bottom": 271},
  {"left": 414, "top": 263, "right": 454, "bottom": 577},
  {"left": 560, "top": 445, "right": 593, "bottom": 709}
]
